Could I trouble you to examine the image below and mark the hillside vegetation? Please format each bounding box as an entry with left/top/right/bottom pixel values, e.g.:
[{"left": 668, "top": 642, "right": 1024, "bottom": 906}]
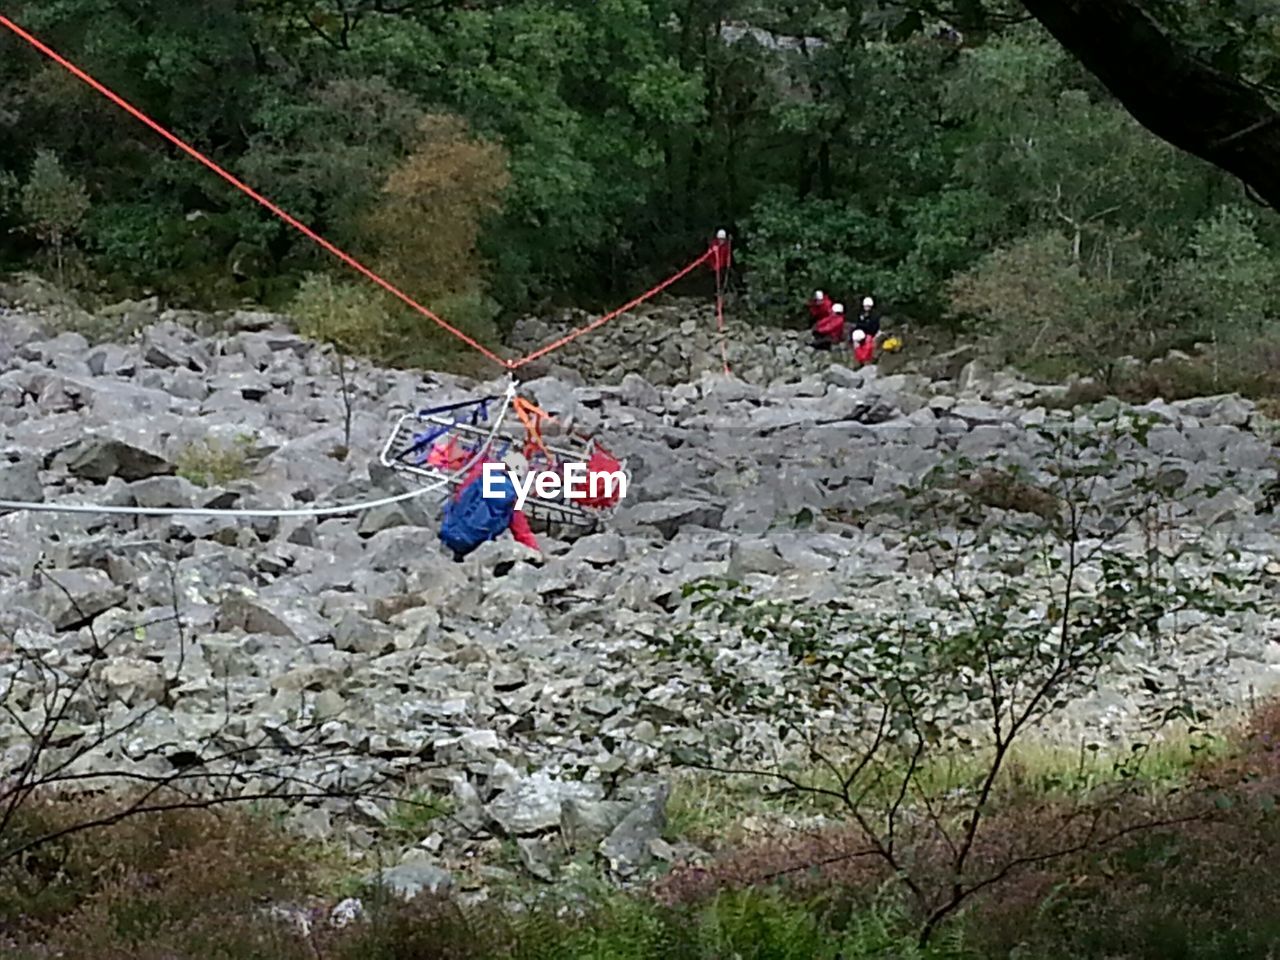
[{"left": 3, "top": 1, "right": 1280, "bottom": 394}]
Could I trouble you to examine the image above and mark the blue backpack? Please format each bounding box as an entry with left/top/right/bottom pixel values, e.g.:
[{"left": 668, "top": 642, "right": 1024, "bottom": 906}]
[{"left": 440, "top": 470, "right": 518, "bottom": 556}]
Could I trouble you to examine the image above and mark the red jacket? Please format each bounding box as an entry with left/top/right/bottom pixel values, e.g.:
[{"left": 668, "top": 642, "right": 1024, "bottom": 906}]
[
  {"left": 709, "top": 237, "right": 732, "bottom": 272},
  {"left": 508, "top": 509, "right": 539, "bottom": 549},
  {"left": 814, "top": 310, "right": 844, "bottom": 338},
  {"left": 853, "top": 335, "right": 876, "bottom": 365},
  {"left": 807, "top": 295, "right": 834, "bottom": 321}
]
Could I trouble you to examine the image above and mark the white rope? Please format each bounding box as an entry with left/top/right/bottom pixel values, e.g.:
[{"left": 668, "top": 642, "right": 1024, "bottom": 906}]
[{"left": 0, "top": 381, "right": 517, "bottom": 519}]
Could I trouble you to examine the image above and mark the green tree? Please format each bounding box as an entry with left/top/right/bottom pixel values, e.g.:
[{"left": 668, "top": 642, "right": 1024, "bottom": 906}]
[
  {"left": 1021, "top": 0, "right": 1280, "bottom": 214},
  {"left": 947, "top": 228, "right": 1135, "bottom": 376},
  {"left": 18, "top": 148, "right": 90, "bottom": 287},
  {"left": 359, "top": 112, "right": 510, "bottom": 306},
  {"left": 1156, "top": 204, "right": 1280, "bottom": 385}
]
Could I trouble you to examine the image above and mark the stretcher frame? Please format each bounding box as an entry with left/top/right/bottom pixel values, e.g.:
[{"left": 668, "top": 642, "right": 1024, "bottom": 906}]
[{"left": 379, "top": 405, "right": 625, "bottom": 529}]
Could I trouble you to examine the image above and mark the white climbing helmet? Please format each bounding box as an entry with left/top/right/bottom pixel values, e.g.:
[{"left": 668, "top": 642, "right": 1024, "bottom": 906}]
[
  {"left": 863, "top": 296, "right": 875, "bottom": 309},
  {"left": 715, "top": 228, "right": 727, "bottom": 240},
  {"left": 814, "top": 289, "right": 824, "bottom": 301},
  {"left": 832, "top": 302, "right": 845, "bottom": 314},
  {"left": 502, "top": 450, "right": 528, "bottom": 479},
  {"left": 852, "top": 329, "right": 867, "bottom": 342}
]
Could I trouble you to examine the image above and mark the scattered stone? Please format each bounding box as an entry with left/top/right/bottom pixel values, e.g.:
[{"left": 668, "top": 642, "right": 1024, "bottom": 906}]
[
  {"left": 369, "top": 861, "right": 453, "bottom": 901},
  {"left": 0, "top": 293, "right": 1273, "bottom": 903},
  {"left": 486, "top": 772, "right": 606, "bottom": 836},
  {"left": 599, "top": 781, "right": 670, "bottom": 878},
  {"left": 0, "top": 461, "right": 44, "bottom": 508}
]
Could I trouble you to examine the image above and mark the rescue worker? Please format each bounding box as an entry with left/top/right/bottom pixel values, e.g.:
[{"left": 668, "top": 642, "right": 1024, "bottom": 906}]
[
  {"left": 503, "top": 450, "right": 541, "bottom": 552},
  {"left": 850, "top": 329, "right": 874, "bottom": 365},
  {"left": 852, "top": 296, "right": 881, "bottom": 339},
  {"left": 708, "top": 228, "right": 732, "bottom": 273},
  {"left": 850, "top": 296, "right": 881, "bottom": 365},
  {"left": 811, "top": 301, "right": 845, "bottom": 350},
  {"left": 807, "top": 289, "right": 834, "bottom": 324}
]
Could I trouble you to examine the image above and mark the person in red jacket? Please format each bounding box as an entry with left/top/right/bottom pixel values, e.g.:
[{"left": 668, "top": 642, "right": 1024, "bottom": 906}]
[
  {"left": 807, "top": 289, "right": 833, "bottom": 323},
  {"left": 499, "top": 451, "right": 540, "bottom": 550},
  {"left": 508, "top": 504, "right": 539, "bottom": 550},
  {"left": 849, "top": 296, "right": 881, "bottom": 365},
  {"left": 708, "top": 228, "right": 732, "bottom": 274},
  {"left": 810, "top": 300, "right": 845, "bottom": 350}
]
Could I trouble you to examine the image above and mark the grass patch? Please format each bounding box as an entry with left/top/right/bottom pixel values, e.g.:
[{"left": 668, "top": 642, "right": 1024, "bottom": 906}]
[
  {"left": 174, "top": 434, "right": 257, "bottom": 487},
  {"left": 289, "top": 271, "right": 499, "bottom": 379},
  {"left": 723, "top": 727, "right": 1227, "bottom": 825},
  {"left": 384, "top": 789, "right": 454, "bottom": 844},
  {"left": 663, "top": 771, "right": 783, "bottom": 847}
]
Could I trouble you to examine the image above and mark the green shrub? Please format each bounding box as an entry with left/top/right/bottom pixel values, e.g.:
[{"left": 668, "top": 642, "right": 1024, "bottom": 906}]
[
  {"left": 291, "top": 271, "right": 393, "bottom": 357},
  {"left": 175, "top": 434, "right": 256, "bottom": 487},
  {"left": 15, "top": 149, "right": 91, "bottom": 290},
  {"left": 946, "top": 229, "right": 1132, "bottom": 375},
  {"left": 289, "top": 271, "right": 499, "bottom": 376},
  {"left": 1159, "top": 204, "right": 1280, "bottom": 337}
]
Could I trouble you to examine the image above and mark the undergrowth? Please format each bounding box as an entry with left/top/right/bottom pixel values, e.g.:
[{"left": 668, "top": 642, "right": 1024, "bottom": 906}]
[
  {"left": 4, "top": 713, "right": 1278, "bottom": 958},
  {"left": 1036, "top": 344, "right": 1280, "bottom": 410}
]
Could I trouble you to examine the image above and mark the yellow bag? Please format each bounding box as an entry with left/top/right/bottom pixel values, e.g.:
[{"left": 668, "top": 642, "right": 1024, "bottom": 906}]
[{"left": 882, "top": 336, "right": 903, "bottom": 353}]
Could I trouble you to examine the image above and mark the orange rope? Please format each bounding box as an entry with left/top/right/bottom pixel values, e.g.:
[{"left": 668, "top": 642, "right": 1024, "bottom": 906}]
[
  {"left": 512, "top": 397, "right": 552, "bottom": 461},
  {"left": 508, "top": 250, "right": 714, "bottom": 369}
]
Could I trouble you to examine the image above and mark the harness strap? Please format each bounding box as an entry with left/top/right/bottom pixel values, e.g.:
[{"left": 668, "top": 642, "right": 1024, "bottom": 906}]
[
  {"left": 513, "top": 397, "right": 553, "bottom": 462},
  {"left": 416, "top": 395, "right": 498, "bottom": 418},
  {"left": 403, "top": 396, "right": 495, "bottom": 463}
]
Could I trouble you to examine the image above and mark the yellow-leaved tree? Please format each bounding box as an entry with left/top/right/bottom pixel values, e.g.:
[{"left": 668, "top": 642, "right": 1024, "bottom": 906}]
[
  {"left": 292, "top": 112, "right": 511, "bottom": 376},
  {"left": 360, "top": 113, "right": 511, "bottom": 361}
]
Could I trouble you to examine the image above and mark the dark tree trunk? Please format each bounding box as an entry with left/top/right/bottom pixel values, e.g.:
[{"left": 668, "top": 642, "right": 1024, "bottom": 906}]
[{"left": 1022, "top": 0, "right": 1280, "bottom": 212}]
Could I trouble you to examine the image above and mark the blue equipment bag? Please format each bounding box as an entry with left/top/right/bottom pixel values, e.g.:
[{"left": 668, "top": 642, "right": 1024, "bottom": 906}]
[{"left": 439, "top": 469, "right": 518, "bottom": 556}]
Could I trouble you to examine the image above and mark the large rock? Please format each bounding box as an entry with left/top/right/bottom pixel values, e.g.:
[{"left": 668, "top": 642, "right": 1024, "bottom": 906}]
[
  {"left": 215, "top": 591, "right": 334, "bottom": 645},
  {"left": 368, "top": 860, "right": 453, "bottom": 901},
  {"left": 727, "top": 538, "right": 786, "bottom": 576},
  {"left": 100, "top": 658, "right": 167, "bottom": 706},
  {"left": 485, "top": 772, "right": 606, "bottom": 836},
  {"left": 620, "top": 373, "right": 662, "bottom": 409},
  {"left": 56, "top": 436, "right": 173, "bottom": 482},
  {"left": 599, "top": 781, "right": 670, "bottom": 878},
  {"left": 567, "top": 531, "right": 627, "bottom": 565},
  {"left": 12, "top": 568, "right": 126, "bottom": 630},
  {"left": 620, "top": 499, "right": 725, "bottom": 539},
  {"left": 560, "top": 797, "right": 633, "bottom": 850},
  {"left": 0, "top": 461, "right": 44, "bottom": 508},
  {"left": 332, "top": 609, "right": 395, "bottom": 655}
]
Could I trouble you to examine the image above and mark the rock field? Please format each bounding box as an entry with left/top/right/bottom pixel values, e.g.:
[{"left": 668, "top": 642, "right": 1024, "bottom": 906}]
[{"left": 1, "top": 283, "right": 1278, "bottom": 893}]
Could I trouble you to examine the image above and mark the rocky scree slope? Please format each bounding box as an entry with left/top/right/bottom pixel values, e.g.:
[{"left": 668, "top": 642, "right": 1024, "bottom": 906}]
[{"left": 0, "top": 290, "right": 1277, "bottom": 893}]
